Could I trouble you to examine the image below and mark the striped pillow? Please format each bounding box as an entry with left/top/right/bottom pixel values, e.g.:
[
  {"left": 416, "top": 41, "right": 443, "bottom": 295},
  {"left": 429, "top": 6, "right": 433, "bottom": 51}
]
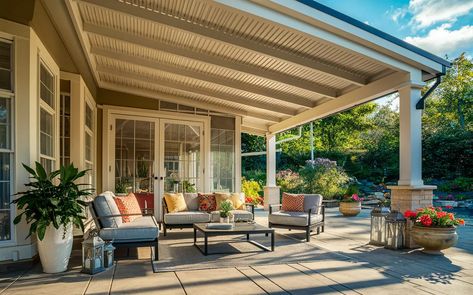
[
  {"left": 114, "top": 193, "right": 142, "bottom": 223},
  {"left": 281, "top": 193, "right": 305, "bottom": 212}
]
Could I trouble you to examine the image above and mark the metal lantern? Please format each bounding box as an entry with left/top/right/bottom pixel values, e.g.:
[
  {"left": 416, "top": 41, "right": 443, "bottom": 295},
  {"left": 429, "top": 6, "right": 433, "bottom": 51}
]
[
  {"left": 370, "top": 206, "right": 390, "bottom": 245},
  {"left": 384, "top": 210, "right": 406, "bottom": 250},
  {"left": 82, "top": 230, "right": 105, "bottom": 274},
  {"left": 104, "top": 242, "right": 115, "bottom": 269}
]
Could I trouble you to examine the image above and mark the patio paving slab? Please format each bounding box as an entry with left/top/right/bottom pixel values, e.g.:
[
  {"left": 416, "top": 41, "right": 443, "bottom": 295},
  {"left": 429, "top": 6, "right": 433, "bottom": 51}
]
[{"left": 237, "top": 266, "right": 289, "bottom": 295}]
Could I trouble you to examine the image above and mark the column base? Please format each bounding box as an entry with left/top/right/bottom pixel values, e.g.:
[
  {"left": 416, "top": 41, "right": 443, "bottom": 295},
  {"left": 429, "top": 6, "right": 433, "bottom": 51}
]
[
  {"left": 264, "top": 186, "right": 280, "bottom": 211},
  {"left": 388, "top": 185, "right": 437, "bottom": 248}
]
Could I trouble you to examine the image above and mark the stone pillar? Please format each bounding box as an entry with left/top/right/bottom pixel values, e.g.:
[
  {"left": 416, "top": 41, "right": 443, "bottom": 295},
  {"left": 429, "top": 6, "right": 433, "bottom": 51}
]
[
  {"left": 388, "top": 85, "right": 436, "bottom": 248},
  {"left": 264, "top": 133, "right": 280, "bottom": 210}
]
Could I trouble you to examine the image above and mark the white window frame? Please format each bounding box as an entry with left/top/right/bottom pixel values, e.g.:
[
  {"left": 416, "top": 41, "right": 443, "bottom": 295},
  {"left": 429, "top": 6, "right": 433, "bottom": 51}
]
[
  {"left": 59, "top": 92, "right": 71, "bottom": 167},
  {"left": 0, "top": 37, "right": 14, "bottom": 245},
  {"left": 38, "top": 60, "right": 57, "bottom": 173},
  {"left": 84, "top": 95, "right": 96, "bottom": 186}
]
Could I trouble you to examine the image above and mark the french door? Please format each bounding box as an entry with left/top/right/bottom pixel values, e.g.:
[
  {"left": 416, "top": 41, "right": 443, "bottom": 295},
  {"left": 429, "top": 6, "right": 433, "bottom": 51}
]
[{"left": 111, "top": 115, "right": 204, "bottom": 221}]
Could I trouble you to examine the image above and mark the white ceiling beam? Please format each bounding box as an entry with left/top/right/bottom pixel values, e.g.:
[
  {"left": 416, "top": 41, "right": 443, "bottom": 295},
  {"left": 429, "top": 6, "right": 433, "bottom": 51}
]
[
  {"left": 268, "top": 72, "right": 414, "bottom": 134},
  {"left": 83, "top": 23, "right": 339, "bottom": 98},
  {"left": 99, "top": 81, "right": 281, "bottom": 123},
  {"left": 91, "top": 47, "right": 316, "bottom": 108},
  {"left": 80, "top": 0, "right": 367, "bottom": 86},
  {"left": 96, "top": 65, "right": 295, "bottom": 116},
  {"left": 241, "top": 126, "right": 268, "bottom": 136}
]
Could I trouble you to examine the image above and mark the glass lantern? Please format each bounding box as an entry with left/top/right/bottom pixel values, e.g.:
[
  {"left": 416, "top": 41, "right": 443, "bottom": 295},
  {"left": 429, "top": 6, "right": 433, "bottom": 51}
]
[
  {"left": 104, "top": 242, "right": 115, "bottom": 269},
  {"left": 82, "top": 230, "right": 105, "bottom": 274},
  {"left": 384, "top": 210, "right": 406, "bottom": 250},
  {"left": 370, "top": 206, "right": 390, "bottom": 245}
]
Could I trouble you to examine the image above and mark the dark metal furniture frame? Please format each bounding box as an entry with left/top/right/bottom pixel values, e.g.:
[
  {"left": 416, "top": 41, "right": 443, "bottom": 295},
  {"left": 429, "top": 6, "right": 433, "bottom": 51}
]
[
  {"left": 268, "top": 204, "right": 325, "bottom": 242},
  {"left": 193, "top": 223, "right": 274, "bottom": 255},
  {"left": 88, "top": 202, "right": 159, "bottom": 261},
  {"left": 162, "top": 198, "right": 255, "bottom": 236}
]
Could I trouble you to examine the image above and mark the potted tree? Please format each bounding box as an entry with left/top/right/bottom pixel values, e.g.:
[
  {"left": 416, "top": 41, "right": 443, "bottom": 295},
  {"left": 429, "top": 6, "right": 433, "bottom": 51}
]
[
  {"left": 339, "top": 194, "right": 362, "bottom": 216},
  {"left": 404, "top": 207, "right": 465, "bottom": 254},
  {"left": 12, "top": 162, "right": 92, "bottom": 273}
]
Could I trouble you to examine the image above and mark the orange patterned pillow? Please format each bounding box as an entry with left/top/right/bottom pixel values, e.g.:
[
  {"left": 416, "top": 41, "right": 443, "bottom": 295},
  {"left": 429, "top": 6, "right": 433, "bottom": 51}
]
[
  {"left": 198, "top": 193, "right": 217, "bottom": 212},
  {"left": 114, "top": 193, "right": 142, "bottom": 223},
  {"left": 281, "top": 193, "right": 305, "bottom": 212}
]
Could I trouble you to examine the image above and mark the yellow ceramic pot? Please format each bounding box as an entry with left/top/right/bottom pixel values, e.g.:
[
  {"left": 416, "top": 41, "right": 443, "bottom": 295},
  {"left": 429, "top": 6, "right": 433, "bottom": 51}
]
[
  {"left": 339, "top": 201, "right": 361, "bottom": 216},
  {"left": 411, "top": 225, "right": 458, "bottom": 255}
]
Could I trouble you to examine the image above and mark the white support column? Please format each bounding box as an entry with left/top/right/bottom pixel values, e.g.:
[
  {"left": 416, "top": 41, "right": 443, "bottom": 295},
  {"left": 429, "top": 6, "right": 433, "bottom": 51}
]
[
  {"left": 264, "top": 133, "right": 280, "bottom": 210},
  {"left": 398, "top": 86, "right": 424, "bottom": 186}
]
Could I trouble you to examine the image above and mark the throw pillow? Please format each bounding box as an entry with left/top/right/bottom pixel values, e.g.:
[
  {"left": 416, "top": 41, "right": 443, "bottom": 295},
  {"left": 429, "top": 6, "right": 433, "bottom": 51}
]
[
  {"left": 214, "top": 193, "right": 233, "bottom": 210},
  {"left": 229, "top": 193, "right": 245, "bottom": 210},
  {"left": 281, "top": 193, "right": 305, "bottom": 212},
  {"left": 164, "top": 193, "right": 188, "bottom": 213},
  {"left": 198, "top": 193, "right": 217, "bottom": 212},
  {"left": 114, "top": 193, "right": 142, "bottom": 223}
]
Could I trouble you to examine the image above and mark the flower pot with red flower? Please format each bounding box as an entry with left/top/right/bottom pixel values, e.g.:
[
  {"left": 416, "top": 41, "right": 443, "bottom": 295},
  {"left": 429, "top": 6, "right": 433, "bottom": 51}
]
[
  {"left": 339, "top": 194, "right": 362, "bottom": 216},
  {"left": 404, "top": 207, "right": 465, "bottom": 255}
]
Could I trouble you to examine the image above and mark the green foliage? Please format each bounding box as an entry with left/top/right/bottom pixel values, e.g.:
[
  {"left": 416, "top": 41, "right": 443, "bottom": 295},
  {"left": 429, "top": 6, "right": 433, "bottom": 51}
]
[
  {"left": 437, "top": 177, "right": 473, "bottom": 192},
  {"left": 242, "top": 177, "right": 262, "bottom": 197},
  {"left": 115, "top": 180, "right": 127, "bottom": 194},
  {"left": 182, "top": 180, "right": 197, "bottom": 193},
  {"left": 276, "top": 169, "right": 303, "bottom": 194},
  {"left": 12, "top": 163, "right": 93, "bottom": 241},
  {"left": 299, "top": 158, "right": 349, "bottom": 199},
  {"left": 219, "top": 200, "right": 233, "bottom": 218}
]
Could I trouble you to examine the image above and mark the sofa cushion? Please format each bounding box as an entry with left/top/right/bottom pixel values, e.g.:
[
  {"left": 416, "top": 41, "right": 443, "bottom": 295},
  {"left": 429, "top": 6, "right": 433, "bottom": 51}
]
[
  {"left": 99, "top": 216, "right": 159, "bottom": 242},
  {"left": 210, "top": 210, "right": 253, "bottom": 223},
  {"left": 184, "top": 193, "right": 199, "bottom": 211},
  {"left": 282, "top": 193, "right": 305, "bottom": 212},
  {"left": 93, "top": 192, "right": 122, "bottom": 228},
  {"left": 198, "top": 193, "right": 216, "bottom": 212},
  {"left": 269, "top": 211, "right": 323, "bottom": 227},
  {"left": 164, "top": 211, "right": 210, "bottom": 224},
  {"left": 164, "top": 193, "right": 188, "bottom": 213},
  {"left": 303, "top": 194, "right": 323, "bottom": 213},
  {"left": 114, "top": 193, "right": 142, "bottom": 223}
]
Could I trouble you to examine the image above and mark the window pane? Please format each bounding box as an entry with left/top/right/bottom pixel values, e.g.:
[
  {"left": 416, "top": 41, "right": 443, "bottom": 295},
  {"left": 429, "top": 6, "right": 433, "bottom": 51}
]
[
  {"left": 60, "top": 94, "right": 70, "bottom": 167},
  {"left": 0, "top": 210, "right": 11, "bottom": 241},
  {"left": 40, "top": 109, "right": 53, "bottom": 157},
  {"left": 0, "top": 97, "right": 11, "bottom": 149},
  {"left": 0, "top": 41, "right": 11, "bottom": 91},
  {"left": 40, "top": 64, "right": 54, "bottom": 108},
  {"left": 85, "top": 104, "right": 93, "bottom": 130},
  {"left": 210, "top": 129, "right": 235, "bottom": 192},
  {"left": 40, "top": 157, "right": 53, "bottom": 175},
  {"left": 85, "top": 133, "right": 92, "bottom": 161}
]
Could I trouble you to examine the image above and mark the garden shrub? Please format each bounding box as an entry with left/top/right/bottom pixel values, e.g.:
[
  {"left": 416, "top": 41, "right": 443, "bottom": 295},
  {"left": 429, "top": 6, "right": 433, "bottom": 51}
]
[
  {"left": 437, "top": 177, "right": 473, "bottom": 192},
  {"left": 276, "top": 169, "right": 303, "bottom": 194},
  {"left": 242, "top": 177, "right": 263, "bottom": 204},
  {"left": 299, "top": 158, "right": 349, "bottom": 199}
]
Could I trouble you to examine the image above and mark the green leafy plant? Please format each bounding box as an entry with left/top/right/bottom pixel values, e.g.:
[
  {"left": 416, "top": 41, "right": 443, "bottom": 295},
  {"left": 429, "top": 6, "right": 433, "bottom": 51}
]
[
  {"left": 115, "top": 179, "right": 127, "bottom": 194},
  {"left": 12, "top": 162, "right": 93, "bottom": 240},
  {"left": 182, "top": 180, "right": 196, "bottom": 193},
  {"left": 219, "top": 200, "right": 233, "bottom": 218},
  {"left": 242, "top": 177, "right": 262, "bottom": 201},
  {"left": 299, "top": 158, "right": 349, "bottom": 199}
]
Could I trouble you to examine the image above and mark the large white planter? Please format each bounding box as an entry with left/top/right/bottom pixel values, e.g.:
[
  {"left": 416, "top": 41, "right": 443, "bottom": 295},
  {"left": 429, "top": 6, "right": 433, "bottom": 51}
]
[{"left": 37, "top": 223, "right": 73, "bottom": 273}]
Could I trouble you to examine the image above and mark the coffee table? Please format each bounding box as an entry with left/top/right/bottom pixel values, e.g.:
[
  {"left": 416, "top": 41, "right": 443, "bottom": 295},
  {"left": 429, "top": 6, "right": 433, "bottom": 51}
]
[{"left": 193, "top": 223, "right": 275, "bottom": 255}]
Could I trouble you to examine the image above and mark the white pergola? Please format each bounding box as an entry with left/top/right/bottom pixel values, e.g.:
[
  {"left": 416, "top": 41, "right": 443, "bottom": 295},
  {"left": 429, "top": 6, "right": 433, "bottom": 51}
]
[{"left": 45, "top": 0, "right": 449, "bottom": 210}]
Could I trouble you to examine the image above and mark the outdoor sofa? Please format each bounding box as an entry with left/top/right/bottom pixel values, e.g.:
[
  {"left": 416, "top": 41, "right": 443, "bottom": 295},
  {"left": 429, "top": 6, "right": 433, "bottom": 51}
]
[
  {"left": 89, "top": 191, "right": 160, "bottom": 261},
  {"left": 162, "top": 192, "right": 255, "bottom": 236},
  {"left": 268, "top": 193, "right": 325, "bottom": 242}
]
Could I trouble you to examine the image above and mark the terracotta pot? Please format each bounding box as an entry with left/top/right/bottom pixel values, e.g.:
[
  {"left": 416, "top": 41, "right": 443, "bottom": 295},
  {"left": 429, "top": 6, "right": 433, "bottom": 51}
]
[
  {"left": 411, "top": 225, "right": 458, "bottom": 255},
  {"left": 339, "top": 201, "right": 361, "bottom": 216}
]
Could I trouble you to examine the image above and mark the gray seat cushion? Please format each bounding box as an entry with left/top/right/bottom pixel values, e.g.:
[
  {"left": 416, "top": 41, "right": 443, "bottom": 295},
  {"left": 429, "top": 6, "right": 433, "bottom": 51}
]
[
  {"left": 210, "top": 210, "right": 253, "bottom": 222},
  {"left": 269, "top": 211, "right": 323, "bottom": 227},
  {"left": 164, "top": 211, "right": 210, "bottom": 224},
  {"left": 99, "top": 216, "right": 159, "bottom": 242},
  {"left": 93, "top": 192, "right": 122, "bottom": 228},
  {"left": 184, "top": 193, "right": 199, "bottom": 211},
  {"left": 303, "top": 194, "right": 323, "bottom": 213}
]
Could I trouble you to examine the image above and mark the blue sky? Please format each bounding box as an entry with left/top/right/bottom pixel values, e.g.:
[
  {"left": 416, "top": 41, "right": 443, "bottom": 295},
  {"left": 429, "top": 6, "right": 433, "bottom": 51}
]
[{"left": 316, "top": 0, "right": 473, "bottom": 60}]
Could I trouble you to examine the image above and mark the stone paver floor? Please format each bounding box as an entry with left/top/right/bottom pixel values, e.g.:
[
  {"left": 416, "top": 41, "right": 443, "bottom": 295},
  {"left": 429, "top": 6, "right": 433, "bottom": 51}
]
[{"left": 1, "top": 208, "right": 472, "bottom": 294}]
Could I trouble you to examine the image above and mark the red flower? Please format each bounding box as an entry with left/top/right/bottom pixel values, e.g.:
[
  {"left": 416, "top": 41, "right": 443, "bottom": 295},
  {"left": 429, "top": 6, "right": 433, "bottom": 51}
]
[
  {"left": 458, "top": 219, "right": 465, "bottom": 225},
  {"left": 419, "top": 215, "right": 433, "bottom": 227},
  {"left": 436, "top": 207, "right": 443, "bottom": 211},
  {"left": 448, "top": 213, "right": 455, "bottom": 220},
  {"left": 437, "top": 211, "right": 447, "bottom": 218},
  {"left": 445, "top": 205, "right": 453, "bottom": 209},
  {"left": 404, "top": 210, "right": 417, "bottom": 219}
]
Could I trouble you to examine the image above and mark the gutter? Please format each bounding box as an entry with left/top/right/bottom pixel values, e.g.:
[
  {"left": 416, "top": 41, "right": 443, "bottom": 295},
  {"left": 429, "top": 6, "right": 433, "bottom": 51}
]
[
  {"left": 416, "top": 65, "right": 446, "bottom": 110},
  {"left": 241, "top": 126, "right": 303, "bottom": 157}
]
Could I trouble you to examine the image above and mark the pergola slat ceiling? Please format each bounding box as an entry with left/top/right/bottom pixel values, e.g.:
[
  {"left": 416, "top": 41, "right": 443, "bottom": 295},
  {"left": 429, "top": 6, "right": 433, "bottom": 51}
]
[{"left": 70, "top": 0, "right": 400, "bottom": 131}]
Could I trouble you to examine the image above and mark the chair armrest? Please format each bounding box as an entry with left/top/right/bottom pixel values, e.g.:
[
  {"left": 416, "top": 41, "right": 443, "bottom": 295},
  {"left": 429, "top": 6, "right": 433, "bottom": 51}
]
[
  {"left": 245, "top": 203, "right": 255, "bottom": 218},
  {"left": 141, "top": 208, "right": 154, "bottom": 216},
  {"left": 92, "top": 213, "right": 144, "bottom": 220},
  {"left": 269, "top": 204, "right": 282, "bottom": 214}
]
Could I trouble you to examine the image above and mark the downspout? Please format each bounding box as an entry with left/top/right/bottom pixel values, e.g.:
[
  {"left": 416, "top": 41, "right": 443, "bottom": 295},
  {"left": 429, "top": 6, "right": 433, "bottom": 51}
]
[{"left": 416, "top": 66, "right": 446, "bottom": 110}]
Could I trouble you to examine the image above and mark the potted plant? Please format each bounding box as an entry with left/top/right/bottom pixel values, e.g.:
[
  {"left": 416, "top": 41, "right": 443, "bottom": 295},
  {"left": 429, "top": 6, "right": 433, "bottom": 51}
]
[
  {"left": 404, "top": 207, "right": 465, "bottom": 254},
  {"left": 339, "top": 194, "right": 362, "bottom": 216},
  {"left": 12, "top": 162, "right": 92, "bottom": 273},
  {"left": 219, "top": 200, "right": 233, "bottom": 223},
  {"left": 115, "top": 179, "right": 128, "bottom": 196}
]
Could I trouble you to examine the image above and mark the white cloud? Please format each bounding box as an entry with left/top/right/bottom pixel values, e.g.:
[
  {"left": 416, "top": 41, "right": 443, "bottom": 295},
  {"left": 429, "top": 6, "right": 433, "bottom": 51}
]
[
  {"left": 404, "top": 24, "right": 473, "bottom": 56},
  {"left": 408, "top": 0, "right": 473, "bottom": 29},
  {"left": 391, "top": 7, "right": 407, "bottom": 23}
]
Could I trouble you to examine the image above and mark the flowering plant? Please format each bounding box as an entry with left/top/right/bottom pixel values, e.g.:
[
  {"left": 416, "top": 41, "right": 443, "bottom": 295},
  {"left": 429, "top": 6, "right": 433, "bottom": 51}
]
[
  {"left": 340, "top": 193, "right": 363, "bottom": 203},
  {"left": 404, "top": 207, "right": 465, "bottom": 227}
]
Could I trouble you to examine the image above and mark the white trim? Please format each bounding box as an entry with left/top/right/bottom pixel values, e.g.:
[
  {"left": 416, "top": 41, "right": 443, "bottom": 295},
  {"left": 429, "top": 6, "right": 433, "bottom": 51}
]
[{"left": 234, "top": 116, "right": 242, "bottom": 193}]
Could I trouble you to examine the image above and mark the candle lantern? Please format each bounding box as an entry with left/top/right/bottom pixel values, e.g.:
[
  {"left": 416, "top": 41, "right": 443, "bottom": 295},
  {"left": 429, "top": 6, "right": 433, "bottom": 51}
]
[
  {"left": 104, "top": 242, "right": 115, "bottom": 268},
  {"left": 384, "top": 210, "right": 406, "bottom": 250},
  {"left": 369, "top": 206, "right": 390, "bottom": 245},
  {"left": 82, "top": 230, "right": 105, "bottom": 274}
]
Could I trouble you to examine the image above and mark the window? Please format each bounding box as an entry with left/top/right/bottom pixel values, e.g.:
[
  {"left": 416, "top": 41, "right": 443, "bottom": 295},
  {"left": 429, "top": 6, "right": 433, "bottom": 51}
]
[
  {"left": 210, "top": 129, "right": 235, "bottom": 192},
  {"left": 84, "top": 102, "right": 94, "bottom": 185},
  {"left": 59, "top": 94, "right": 70, "bottom": 166},
  {"left": 39, "top": 63, "right": 56, "bottom": 174},
  {"left": 0, "top": 39, "right": 13, "bottom": 242}
]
